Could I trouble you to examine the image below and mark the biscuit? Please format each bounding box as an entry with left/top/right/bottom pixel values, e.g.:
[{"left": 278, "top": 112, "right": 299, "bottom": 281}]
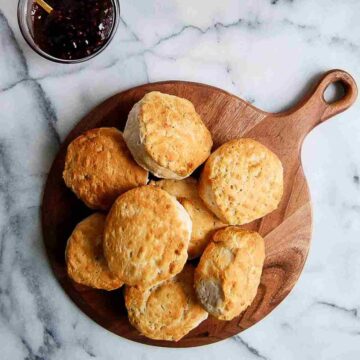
[
  {"left": 194, "top": 227, "right": 265, "bottom": 320},
  {"left": 150, "top": 178, "right": 225, "bottom": 259},
  {"left": 103, "top": 186, "right": 191, "bottom": 287},
  {"left": 63, "top": 128, "right": 148, "bottom": 210},
  {"left": 65, "top": 213, "right": 123, "bottom": 291},
  {"left": 125, "top": 265, "right": 208, "bottom": 341},
  {"left": 123, "top": 92, "right": 213, "bottom": 179},
  {"left": 199, "top": 138, "right": 283, "bottom": 225}
]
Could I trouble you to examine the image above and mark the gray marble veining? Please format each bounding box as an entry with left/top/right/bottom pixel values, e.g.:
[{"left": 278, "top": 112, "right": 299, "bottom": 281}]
[{"left": 0, "top": 0, "right": 360, "bottom": 359}]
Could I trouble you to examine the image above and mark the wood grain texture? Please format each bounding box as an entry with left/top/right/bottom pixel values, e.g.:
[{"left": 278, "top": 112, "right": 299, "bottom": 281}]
[{"left": 42, "top": 69, "right": 357, "bottom": 347}]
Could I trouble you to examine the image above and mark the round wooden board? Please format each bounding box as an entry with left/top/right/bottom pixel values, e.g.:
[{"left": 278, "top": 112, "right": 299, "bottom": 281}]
[{"left": 42, "top": 70, "right": 357, "bottom": 347}]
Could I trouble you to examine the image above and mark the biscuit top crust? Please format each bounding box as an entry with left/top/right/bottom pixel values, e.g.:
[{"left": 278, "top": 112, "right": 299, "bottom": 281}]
[
  {"left": 63, "top": 128, "right": 148, "bottom": 210},
  {"left": 195, "top": 227, "right": 265, "bottom": 320},
  {"left": 125, "top": 265, "right": 208, "bottom": 341},
  {"left": 150, "top": 178, "right": 224, "bottom": 259},
  {"left": 103, "top": 186, "right": 191, "bottom": 287},
  {"left": 65, "top": 213, "right": 123, "bottom": 291},
  {"left": 199, "top": 138, "right": 283, "bottom": 225},
  {"left": 150, "top": 178, "right": 198, "bottom": 199},
  {"left": 137, "top": 92, "right": 213, "bottom": 177}
]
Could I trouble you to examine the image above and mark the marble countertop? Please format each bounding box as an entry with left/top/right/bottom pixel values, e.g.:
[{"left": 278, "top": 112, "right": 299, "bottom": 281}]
[{"left": 0, "top": 0, "right": 360, "bottom": 359}]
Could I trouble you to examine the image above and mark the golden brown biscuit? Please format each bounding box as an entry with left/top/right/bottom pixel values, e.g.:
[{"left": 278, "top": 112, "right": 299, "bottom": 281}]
[
  {"left": 194, "top": 227, "right": 265, "bottom": 320},
  {"left": 63, "top": 127, "right": 148, "bottom": 210},
  {"left": 103, "top": 186, "right": 191, "bottom": 287},
  {"left": 65, "top": 213, "right": 123, "bottom": 291},
  {"left": 125, "top": 265, "right": 208, "bottom": 341},
  {"left": 150, "top": 178, "right": 225, "bottom": 259},
  {"left": 149, "top": 177, "right": 199, "bottom": 199},
  {"left": 124, "top": 92, "right": 213, "bottom": 179},
  {"left": 199, "top": 138, "right": 283, "bottom": 225}
]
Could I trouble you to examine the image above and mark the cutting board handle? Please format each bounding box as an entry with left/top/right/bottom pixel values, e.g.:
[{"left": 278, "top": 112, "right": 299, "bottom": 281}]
[
  {"left": 313, "top": 69, "right": 357, "bottom": 121},
  {"left": 281, "top": 69, "right": 358, "bottom": 136}
]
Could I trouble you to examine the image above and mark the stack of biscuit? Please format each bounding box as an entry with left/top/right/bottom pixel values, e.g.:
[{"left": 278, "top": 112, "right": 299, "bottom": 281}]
[{"left": 63, "top": 91, "right": 284, "bottom": 341}]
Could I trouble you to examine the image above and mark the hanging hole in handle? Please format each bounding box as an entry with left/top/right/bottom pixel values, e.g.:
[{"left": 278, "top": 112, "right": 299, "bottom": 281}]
[{"left": 323, "top": 80, "right": 347, "bottom": 104}]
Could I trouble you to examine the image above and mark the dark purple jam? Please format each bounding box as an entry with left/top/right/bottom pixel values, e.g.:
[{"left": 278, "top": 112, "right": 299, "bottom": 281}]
[{"left": 32, "top": 0, "right": 115, "bottom": 60}]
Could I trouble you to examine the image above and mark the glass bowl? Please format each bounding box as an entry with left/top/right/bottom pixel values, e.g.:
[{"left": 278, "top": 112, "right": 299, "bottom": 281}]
[{"left": 17, "top": 0, "right": 120, "bottom": 64}]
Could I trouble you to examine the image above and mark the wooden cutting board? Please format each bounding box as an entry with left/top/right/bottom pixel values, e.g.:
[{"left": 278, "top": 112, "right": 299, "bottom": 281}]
[{"left": 42, "top": 69, "right": 357, "bottom": 348}]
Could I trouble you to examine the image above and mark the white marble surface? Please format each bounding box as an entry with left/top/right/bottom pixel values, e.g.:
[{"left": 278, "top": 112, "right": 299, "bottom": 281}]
[{"left": 0, "top": 0, "right": 360, "bottom": 359}]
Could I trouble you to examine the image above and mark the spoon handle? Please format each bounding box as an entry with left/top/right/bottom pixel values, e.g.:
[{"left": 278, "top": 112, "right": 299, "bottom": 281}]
[{"left": 36, "top": 0, "right": 53, "bottom": 14}]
